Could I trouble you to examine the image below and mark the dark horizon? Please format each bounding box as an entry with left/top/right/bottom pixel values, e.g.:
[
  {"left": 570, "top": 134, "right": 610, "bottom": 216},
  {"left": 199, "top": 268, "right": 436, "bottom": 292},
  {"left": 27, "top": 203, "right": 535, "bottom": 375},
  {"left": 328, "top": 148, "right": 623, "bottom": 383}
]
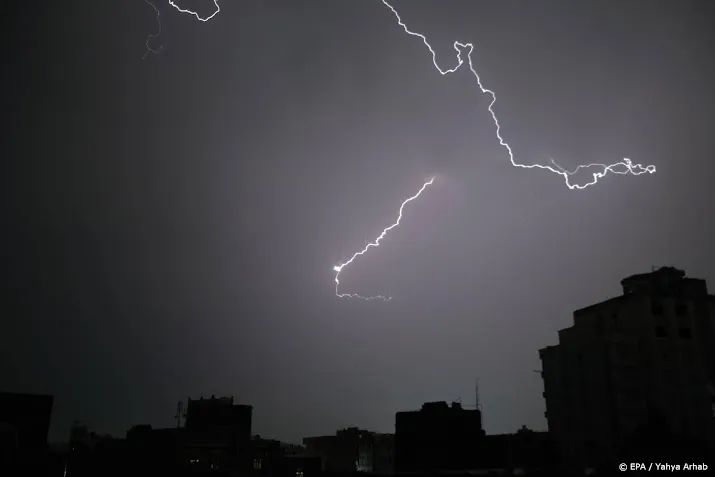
[{"left": 4, "top": 0, "right": 715, "bottom": 445}]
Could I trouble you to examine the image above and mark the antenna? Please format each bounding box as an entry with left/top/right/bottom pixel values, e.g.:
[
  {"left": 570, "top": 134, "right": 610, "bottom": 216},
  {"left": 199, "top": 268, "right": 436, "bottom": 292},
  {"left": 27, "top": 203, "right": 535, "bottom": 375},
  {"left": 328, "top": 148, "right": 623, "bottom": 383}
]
[
  {"left": 175, "top": 401, "right": 184, "bottom": 428},
  {"left": 475, "top": 379, "right": 481, "bottom": 411}
]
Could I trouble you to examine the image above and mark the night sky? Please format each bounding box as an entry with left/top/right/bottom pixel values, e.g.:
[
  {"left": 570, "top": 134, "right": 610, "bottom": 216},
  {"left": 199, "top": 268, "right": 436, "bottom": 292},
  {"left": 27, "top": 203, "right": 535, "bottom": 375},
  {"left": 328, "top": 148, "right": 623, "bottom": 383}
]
[{"left": 4, "top": 0, "right": 715, "bottom": 444}]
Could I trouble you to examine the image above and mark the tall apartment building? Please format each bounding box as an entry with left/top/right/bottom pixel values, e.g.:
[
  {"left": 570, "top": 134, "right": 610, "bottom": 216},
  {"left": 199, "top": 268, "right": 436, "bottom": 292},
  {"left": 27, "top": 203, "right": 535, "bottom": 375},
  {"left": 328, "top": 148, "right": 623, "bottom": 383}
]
[{"left": 540, "top": 267, "right": 715, "bottom": 471}]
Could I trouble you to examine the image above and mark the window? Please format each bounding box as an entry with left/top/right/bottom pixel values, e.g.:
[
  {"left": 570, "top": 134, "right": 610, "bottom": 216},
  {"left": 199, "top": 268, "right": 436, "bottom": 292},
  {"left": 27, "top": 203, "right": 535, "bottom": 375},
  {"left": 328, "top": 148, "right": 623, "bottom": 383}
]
[
  {"left": 651, "top": 301, "right": 664, "bottom": 315},
  {"left": 675, "top": 303, "right": 688, "bottom": 316},
  {"left": 655, "top": 326, "right": 667, "bottom": 338},
  {"left": 678, "top": 327, "right": 691, "bottom": 339}
]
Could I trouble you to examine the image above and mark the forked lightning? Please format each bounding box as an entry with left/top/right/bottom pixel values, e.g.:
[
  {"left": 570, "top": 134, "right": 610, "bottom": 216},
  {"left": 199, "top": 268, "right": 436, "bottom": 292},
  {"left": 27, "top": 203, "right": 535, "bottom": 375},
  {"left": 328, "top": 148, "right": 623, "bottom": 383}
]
[
  {"left": 143, "top": 0, "right": 221, "bottom": 56},
  {"left": 379, "top": 0, "right": 655, "bottom": 190},
  {"left": 140, "top": 1, "right": 657, "bottom": 301}
]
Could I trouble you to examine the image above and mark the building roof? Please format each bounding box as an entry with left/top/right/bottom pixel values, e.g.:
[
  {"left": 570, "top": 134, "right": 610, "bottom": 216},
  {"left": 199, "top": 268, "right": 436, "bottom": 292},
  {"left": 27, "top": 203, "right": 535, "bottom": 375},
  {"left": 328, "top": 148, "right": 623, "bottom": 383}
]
[{"left": 621, "top": 266, "right": 685, "bottom": 284}]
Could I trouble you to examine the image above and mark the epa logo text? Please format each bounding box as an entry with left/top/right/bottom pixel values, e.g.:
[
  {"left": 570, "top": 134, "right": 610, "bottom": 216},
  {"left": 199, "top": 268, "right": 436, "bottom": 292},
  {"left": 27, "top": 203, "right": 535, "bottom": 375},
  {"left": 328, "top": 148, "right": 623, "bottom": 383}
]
[
  {"left": 627, "top": 463, "right": 709, "bottom": 471},
  {"left": 628, "top": 463, "right": 650, "bottom": 471}
]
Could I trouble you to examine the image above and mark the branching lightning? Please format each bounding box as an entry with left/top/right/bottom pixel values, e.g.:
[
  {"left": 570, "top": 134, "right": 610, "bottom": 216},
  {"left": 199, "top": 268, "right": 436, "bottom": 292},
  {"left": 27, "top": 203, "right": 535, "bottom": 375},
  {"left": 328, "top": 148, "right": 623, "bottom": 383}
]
[
  {"left": 333, "top": 178, "right": 435, "bottom": 301},
  {"left": 138, "top": 0, "right": 657, "bottom": 300},
  {"left": 168, "top": 0, "right": 221, "bottom": 22},
  {"left": 142, "top": 0, "right": 164, "bottom": 59},
  {"left": 333, "top": 1, "right": 656, "bottom": 300},
  {"left": 142, "top": 0, "right": 221, "bottom": 58},
  {"left": 380, "top": 0, "right": 656, "bottom": 190}
]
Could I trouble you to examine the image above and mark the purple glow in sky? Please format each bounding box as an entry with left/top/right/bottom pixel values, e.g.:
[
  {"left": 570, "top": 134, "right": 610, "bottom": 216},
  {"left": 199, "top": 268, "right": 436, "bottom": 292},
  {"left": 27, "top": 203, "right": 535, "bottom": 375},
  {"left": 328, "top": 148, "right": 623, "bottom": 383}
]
[
  {"left": 154, "top": 0, "right": 656, "bottom": 302},
  {"left": 4, "top": 0, "right": 714, "bottom": 446}
]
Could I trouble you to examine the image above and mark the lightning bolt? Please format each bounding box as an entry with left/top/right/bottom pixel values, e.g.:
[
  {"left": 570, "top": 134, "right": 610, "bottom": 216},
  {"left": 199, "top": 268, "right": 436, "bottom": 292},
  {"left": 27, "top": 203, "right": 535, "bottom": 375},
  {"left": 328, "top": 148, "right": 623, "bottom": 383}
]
[
  {"left": 380, "top": 0, "right": 656, "bottom": 190},
  {"left": 142, "top": 0, "right": 164, "bottom": 59},
  {"left": 142, "top": 0, "right": 220, "bottom": 58},
  {"left": 333, "top": 178, "right": 435, "bottom": 301},
  {"left": 139, "top": 0, "right": 657, "bottom": 300},
  {"left": 168, "top": 0, "right": 221, "bottom": 22}
]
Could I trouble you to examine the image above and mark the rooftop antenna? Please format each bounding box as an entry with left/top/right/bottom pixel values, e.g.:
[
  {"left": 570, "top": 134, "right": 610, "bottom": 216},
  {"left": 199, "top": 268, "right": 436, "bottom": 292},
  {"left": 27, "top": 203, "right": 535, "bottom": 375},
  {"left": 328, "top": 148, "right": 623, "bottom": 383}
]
[
  {"left": 475, "top": 378, "right": 484, "bottom": 431},
  {"left": 175, "top": 401, "right": 184, "bottom": 428},
  {"left": 475, "top": 379, "right": 481, "bottom": 411}
]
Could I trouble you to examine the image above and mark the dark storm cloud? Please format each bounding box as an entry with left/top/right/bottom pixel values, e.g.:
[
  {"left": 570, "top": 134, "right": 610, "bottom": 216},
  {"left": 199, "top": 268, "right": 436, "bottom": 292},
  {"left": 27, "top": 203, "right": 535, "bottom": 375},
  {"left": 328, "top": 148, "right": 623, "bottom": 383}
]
[{"left": 3, "top": 0, "right": 714, "bottom": 443}]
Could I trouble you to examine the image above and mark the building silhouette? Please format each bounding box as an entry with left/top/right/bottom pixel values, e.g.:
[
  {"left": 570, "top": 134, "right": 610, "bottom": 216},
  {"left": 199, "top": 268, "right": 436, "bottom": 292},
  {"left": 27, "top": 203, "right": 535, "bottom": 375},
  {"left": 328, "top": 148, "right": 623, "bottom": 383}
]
[
  {"left": 64, "top": 395, "right": 253, "bottom": 476},
  {"left": 303, "top": 427, "right": 372, "bottom": 473},
  {"left": 68, "top": 424, "right": 128, "bottom": 477},
  {"left": 395, "top": 401, "right": 485, "bottom": 473},
  {"left": 540, "top": 266, "right": 715, "bottom": 472},
  {"left": 0, "top": 392, "right": 53, "bottom": 475},
  {"left": 370, "top": 433, "right": 395, "bottom": 474},
  {"left": 251, "top": 435, "right": 283, "bottom": 475},
  {"left": 250, "top": 436, "right": 321, "bottom": 477},
  {"left": 480, "top": 426, "right": 558, "bottom": 474},
  {"left": 303, "top": 427, "right": 394, "bottom": 474},
  {"left": 392, "top": 401, "right": 557, "bottom": 474},
  {"left": 183, "top": 395, "right": 253, "bottom": 473}
]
